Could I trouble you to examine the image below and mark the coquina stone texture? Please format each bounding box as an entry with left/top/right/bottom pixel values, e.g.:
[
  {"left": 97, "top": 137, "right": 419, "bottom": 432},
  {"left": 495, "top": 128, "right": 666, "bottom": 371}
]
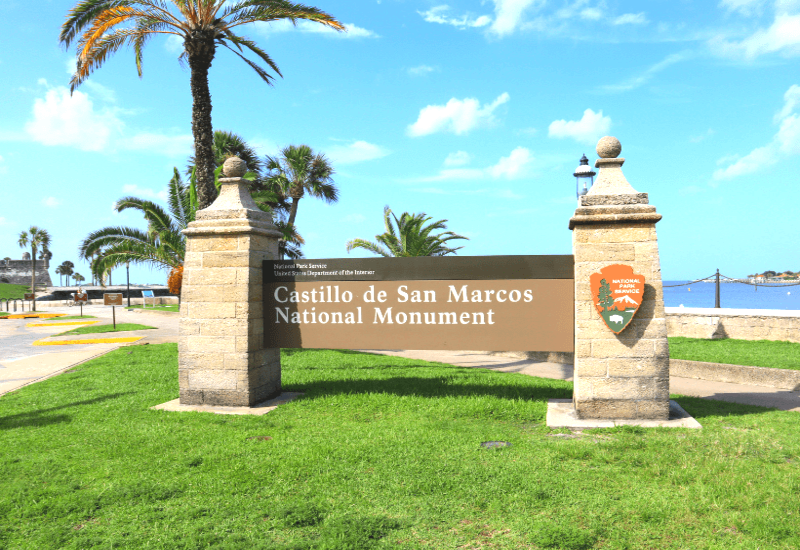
[
  {"left": 569, "top": 137, "right": 670, "bottom": 420},
  {"left": 0, "top": 258, "right": 52, "bottom": 286},
  {"left": 178, "top": 157, "right": 284, "bottom": 407}
]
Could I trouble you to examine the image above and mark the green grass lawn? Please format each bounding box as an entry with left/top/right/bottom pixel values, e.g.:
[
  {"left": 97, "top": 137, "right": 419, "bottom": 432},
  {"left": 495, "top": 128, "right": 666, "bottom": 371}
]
[
  {"left": 0, "top": 283, "right": 30, "bottom": 300},
  {"left": 1, "top": 345, "right": 799, "bottom": 549},
  {"left": 0, "top": 311, "right": 8, "bottom": 317},
  {"left": 53, "top": 323, "right": 156, "bottom": 337},
  {"left": 126, "top": 304, "right": 179, "bottom": 312},
  {"left": 669, "top": 337, "right": 800, "bottom": 370}
]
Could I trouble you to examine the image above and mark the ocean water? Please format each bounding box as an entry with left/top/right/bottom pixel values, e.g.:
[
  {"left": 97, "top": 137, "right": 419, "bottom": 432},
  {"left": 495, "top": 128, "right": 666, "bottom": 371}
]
[{"left": 663, "top": 281, "right": 800, "bottom": 310}]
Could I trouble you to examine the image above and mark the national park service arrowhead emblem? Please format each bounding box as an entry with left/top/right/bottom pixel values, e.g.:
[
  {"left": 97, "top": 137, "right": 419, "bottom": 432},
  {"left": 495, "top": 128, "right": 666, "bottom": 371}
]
[{"left": 590, "top": 264, "right": 645, "bottom": 334}]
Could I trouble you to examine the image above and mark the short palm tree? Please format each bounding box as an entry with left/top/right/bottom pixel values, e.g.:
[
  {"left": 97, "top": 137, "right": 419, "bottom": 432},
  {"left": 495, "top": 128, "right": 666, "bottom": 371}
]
[
  {"left": 346, "top": 207, "right": 469, "bottom": 257},
  {"left": 74, "top": 273, "right": 86, "bottom": 286},
  {"left": 61, "top": 1, "right": 344, "bottom": 211},
  {"left": 80, "top": 170, "right": 190, "bottom": 281},
  {"left": 264, "top": 144, "right": 337, "bottom": 258},
  {"left": 18, "top": 227, "right": 51, "bottom": 308},
  {"left": 60, "top": 261, "right": 75, "bottom": 287}
]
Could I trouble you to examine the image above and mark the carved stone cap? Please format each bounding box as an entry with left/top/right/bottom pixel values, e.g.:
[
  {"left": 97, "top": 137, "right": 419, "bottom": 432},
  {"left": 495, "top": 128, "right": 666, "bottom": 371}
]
[
  {"left": 193, "top": 156, "right": 277, "bottom": 229},
  {"left": 587, "top": 136, "right": 640, "bottom": 197}
]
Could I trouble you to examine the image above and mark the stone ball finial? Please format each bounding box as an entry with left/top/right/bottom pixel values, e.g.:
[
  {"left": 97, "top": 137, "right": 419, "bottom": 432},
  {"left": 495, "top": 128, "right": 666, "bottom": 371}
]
[
  {"left": 596, "top": 136, "right": 622, "bottom": 159},
  {"left": 222, "top": 156, "right": 247, "bottom": 178}
]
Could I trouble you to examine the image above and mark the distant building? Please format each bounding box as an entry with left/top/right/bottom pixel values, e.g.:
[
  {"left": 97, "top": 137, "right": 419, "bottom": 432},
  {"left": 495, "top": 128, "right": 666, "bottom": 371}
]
[{"left": 0, "top": 255, "right": 53, "bottom": 286}]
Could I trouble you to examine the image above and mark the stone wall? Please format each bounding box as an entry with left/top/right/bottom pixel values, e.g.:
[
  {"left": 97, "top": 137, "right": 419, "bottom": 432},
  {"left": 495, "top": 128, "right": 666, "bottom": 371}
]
[
  {"left": 665, "top": 307, "right": 800, "bottom": 343},
  {"left": 474, "top": 307, "right": 800, "bottom": 364},
  {"left": 0, "top": 259, "right": 52, "bottom": 286}
]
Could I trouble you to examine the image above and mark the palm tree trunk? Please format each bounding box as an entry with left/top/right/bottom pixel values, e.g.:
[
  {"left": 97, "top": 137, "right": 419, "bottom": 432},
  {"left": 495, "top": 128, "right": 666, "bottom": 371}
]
[
  {"left": 186, "top": 33, "right": 217, "bottom": 211},
  {"left": 287, "top": 198, "right": 300, "bottom": 230}
]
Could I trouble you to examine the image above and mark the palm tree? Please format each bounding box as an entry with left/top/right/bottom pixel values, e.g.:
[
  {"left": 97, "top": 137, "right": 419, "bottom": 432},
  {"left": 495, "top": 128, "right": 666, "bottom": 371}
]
[
  {"left": 346, "top": 207, "right": 469, "bottom": 257},
  {"left": 74, "top": 273, "right": 86, "bottom": 286},
  {"left": 61, "top": 1, "right": 344, "bottom": 211},
  {"left": 264, "top": 144, "right": 337, "bottom": 258},
  {"left": 18, "top": 227, "right": 51, "bottom": 308},
  {"left": 80, "top": 170, "right": 190, "bottom": 281},
  {"left": 60, "top": 261, "right": 75, "bottom": 287}
]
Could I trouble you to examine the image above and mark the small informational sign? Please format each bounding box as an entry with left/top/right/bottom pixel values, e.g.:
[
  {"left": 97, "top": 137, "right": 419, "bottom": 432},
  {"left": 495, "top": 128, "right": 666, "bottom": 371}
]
[
  {"left": 142, "top": 290, "right": 155, "bottom": 308},
  {"left": 74, "top": 292, "right": 88, "bottom": 302},
  {"left": 263, "top": 255, "right": 575, "bottom": 352},
  {"left": 104, "top": 293, "right": 123, "bottom": 306},
  {"left": 590, "top": 264, "right": 645, "bottom": 334},
  {"left": 23, "top": 293, "right": 35, "bottom": 301}
]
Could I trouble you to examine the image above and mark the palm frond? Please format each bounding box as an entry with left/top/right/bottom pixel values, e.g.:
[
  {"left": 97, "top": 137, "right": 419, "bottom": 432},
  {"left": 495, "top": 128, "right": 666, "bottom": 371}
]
[{"left": 60, "top": 0, "right": 129, "bottom": 48}]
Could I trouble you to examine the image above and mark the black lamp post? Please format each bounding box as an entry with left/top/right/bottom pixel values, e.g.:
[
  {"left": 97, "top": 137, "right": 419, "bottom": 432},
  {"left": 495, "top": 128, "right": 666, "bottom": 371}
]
[{"left": 573, "top": 154, "right": 596, "bottom": 200}]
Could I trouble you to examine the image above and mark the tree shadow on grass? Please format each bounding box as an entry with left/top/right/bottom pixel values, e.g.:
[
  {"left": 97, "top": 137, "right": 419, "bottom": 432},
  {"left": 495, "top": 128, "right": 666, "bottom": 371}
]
[
  {"left": 671, "top": 394, "right": 790, "bottom": 419},
  {"left": 288, "top": 375, "right": 571, "bottom": 403},
  {"left": 0, "top": 392, "right": 132, "bottom": 430}
]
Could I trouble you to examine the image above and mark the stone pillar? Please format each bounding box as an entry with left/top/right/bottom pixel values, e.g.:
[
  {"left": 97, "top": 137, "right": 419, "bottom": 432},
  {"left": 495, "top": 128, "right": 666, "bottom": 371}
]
[
  {"left": 179, "top": 157, "right": 284, "bottom": 407},
  {"left": 569, "top": 137, "right": 669, "bottom": 420}
]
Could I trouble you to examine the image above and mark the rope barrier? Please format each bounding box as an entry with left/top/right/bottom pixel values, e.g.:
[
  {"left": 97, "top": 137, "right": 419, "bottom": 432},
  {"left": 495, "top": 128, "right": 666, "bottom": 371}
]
[{"left": 662, "top": 275, "right": 716, "bottom": 288}]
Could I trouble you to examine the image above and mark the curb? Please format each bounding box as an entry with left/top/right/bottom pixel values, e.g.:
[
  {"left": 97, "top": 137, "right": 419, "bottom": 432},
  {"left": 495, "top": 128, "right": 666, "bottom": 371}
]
[
  {"left": 670, "top": 359, "right": 800, "bottom": 391},
  {"left": 125, "top": 309, "right": 179, "bottom": 317}
]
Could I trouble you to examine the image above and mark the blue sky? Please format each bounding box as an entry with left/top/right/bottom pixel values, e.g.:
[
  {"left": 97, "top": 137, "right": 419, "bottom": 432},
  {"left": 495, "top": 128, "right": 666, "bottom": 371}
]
[{"left": 1, "top": 0, "right": 799, "bottom": 285}]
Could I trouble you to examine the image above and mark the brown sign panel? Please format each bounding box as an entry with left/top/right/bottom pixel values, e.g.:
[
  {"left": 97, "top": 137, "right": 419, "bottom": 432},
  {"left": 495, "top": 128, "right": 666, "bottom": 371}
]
[
  {"left": 265, "top": 255, "right": 574, "bottom": 283},
  {"left": 74, "top": 292, "right": 88, "bottom": 302},
  {"left": 590, "top": 264, "right": 645, "bottom": 334},
  {"left": 263, "top": 256, "right": 574, "bottom": 351},
  {"left": 24, "top": 293, "right": 35, "bottom": 300},
  {"left": 104, "top": 293, "right": 123, "bottom": 306}
]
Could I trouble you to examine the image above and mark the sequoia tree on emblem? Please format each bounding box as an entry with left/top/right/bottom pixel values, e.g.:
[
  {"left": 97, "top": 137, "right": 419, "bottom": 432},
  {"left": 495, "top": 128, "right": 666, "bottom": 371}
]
[{"left": 589, "top": 264, "right": 645, "bottom": 334}]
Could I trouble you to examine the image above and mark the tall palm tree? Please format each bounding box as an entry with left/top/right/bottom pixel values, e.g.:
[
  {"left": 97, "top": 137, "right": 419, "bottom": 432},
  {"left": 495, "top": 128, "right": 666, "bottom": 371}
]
[
  {"left": 346, "top": 207, "right": 469, "bottom": 257},
  {"left": 18, "top": 227, "right": 51, "bottom": 307},
  {"left": 55, "top": 265, "right": 64, "bottom": 286},
  {"left": 61, "top": 1, "right": 344, "bottom": 211},
  {"left": 80, "top": 170, "right": 190, "bottom": 281}
]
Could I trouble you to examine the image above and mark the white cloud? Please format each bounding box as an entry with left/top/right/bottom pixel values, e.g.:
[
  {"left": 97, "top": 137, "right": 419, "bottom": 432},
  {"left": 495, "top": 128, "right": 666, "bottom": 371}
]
[
  {"left": 408, "top": 65, "right": 437, "bottom": 76},
  {"left": 690, "top": 129, "right": 715, "bottom": 143},
  {"left": 709, "top": 14, "right": 800, "bottom": 60},
  {"left": 599, "top": 51, "right": 692, "bottom": 93},
  {"left": 580, "top": 7, "right": 602, "bottom": 20},
  {"left": 165, "top": 34, "right": 184, "bottom": 54},
  {"left": 486, "top": 147, "right": 533, "bottom": 178},
  {"left": 413, "top": 147, "right": 534, "bottom": 181},
  {"left": 256, "top": 20, "right": 379, "bottom": 38},
  {"left": 122, "top": 184, "right": 169, "bottom": 202},
  {"left": 719, "top": 0, "right": 767, "bottom": 16},
  {"left": 22, "top": 82, "right": 192, "bottom": 157},
  {"left": 326, "top": 140, "right": 389, "bottom": 165},
  {"left": 25, "top": 85, "right": 123, "bottom": 152},
  {"left": 612, "top": 12, "right": 648, "bottom": 25},
  {"left": 0, "top": 217, "right": 10, "bottom": 226},
  {"left": 488, "top": 0, "right": 543, "bottom": 37},
  {"left": 714, "top": 84, "right": 800, "bottom": 180},
  {"left": 548, "top": 109, "right": 612, "bottom": 145},
  {"left": 444, "top": 151, "right": 471, "bottom": 167},
  {"left": 418, "top": 6, "right": 492, "bottom": 28},
  {"left": 42, "top": 196, "right": 60, "bottom": 208},
  {"left": 407, "top": 93, "right": 510, "bottom": 137}
]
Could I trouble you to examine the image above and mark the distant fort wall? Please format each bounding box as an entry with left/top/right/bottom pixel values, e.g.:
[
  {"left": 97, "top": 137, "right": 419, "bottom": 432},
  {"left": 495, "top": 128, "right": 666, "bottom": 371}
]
[{"left": 0, "top": 256, "right": 53, "bottom": 287}]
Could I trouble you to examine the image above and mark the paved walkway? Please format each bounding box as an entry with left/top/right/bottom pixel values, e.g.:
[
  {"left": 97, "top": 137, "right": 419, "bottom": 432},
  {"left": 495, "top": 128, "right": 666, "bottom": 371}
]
[
  {"left": 0, "top": 305, "right": 177, "bottom": 396},
  {"left": 2, "top": 307, "right": 799, "bottom": 412}
]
